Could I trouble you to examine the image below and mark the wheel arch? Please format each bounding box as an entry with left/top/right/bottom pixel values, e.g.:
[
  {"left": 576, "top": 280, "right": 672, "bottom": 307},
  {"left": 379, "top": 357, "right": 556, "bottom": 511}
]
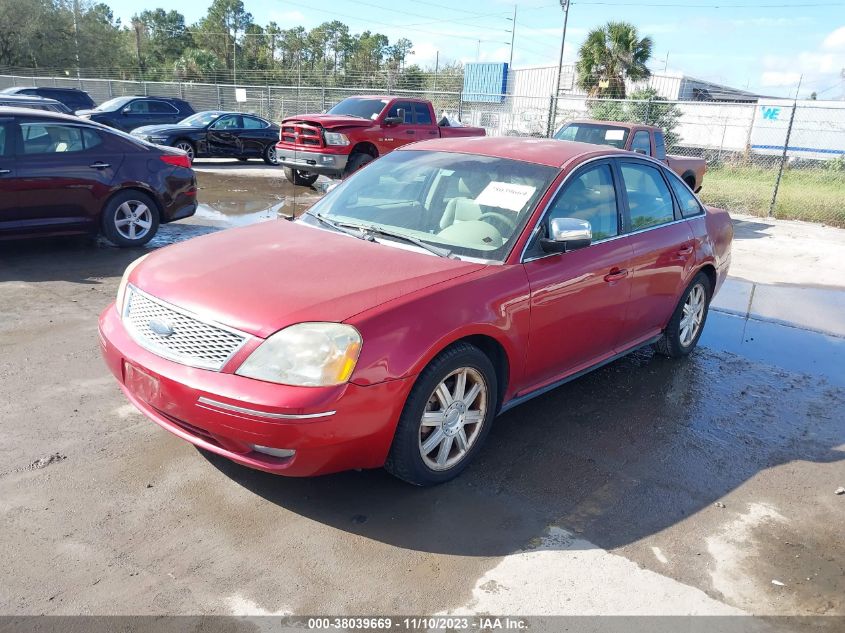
[
  {"left": 350, "top": 141, "right": 378, "bottom": 158},
  {"left": 696, "top": 262, "right": 717, "bottom": 296}
]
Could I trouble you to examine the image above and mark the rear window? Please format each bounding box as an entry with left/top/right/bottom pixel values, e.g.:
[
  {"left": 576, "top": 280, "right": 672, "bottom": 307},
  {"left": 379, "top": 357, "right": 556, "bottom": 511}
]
[{"left": 555, "top": 123, "right": 630, "bottom": 149}]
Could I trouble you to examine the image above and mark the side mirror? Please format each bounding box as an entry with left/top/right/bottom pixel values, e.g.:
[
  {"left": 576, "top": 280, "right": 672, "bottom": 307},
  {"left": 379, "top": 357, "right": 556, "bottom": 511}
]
[
  {"left": 540, "top": 217, "right": 592, "bottom": 253},
  {"left": 383, "top": 115, "right": 402, "bottom": 126},
  {"left": 121, "top": 106, "right": 131, "bottom": 115}
]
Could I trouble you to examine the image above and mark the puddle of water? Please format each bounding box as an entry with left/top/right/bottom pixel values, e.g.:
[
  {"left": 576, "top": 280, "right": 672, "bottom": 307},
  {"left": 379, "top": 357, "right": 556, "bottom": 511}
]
[{"left": 702, "top": 312, "right": 845, "bottom": 386}]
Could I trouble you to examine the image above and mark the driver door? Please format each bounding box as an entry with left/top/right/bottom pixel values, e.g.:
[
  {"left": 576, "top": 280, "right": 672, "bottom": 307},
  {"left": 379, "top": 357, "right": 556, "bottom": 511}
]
[
  {"left": 206, "top": 114, "right": 243, "bottom": 156},
  {"left": 380, "top": 101, "right": 416, "bottom": 152},
  {"left": 520, "top": 161, "right": 634, "bottom": 394}
]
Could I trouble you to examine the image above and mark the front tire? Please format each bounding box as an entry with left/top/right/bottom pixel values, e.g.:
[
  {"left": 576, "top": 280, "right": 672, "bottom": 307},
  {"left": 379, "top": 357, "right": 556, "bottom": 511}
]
[
  {"left": 101, "top": 191, "right": 160, "bottom": 248},
  {"left": 385, "top": 343, "right": 498, "bottom": 486},
  {"left": 343, "top": 152, "right": 374, "bottom": 178},
  {"left": 653, "top": 272, "right": 712, "bottom": 358},
  {"left": 283, "top": 167, "right": 319, "bottom": 186}
]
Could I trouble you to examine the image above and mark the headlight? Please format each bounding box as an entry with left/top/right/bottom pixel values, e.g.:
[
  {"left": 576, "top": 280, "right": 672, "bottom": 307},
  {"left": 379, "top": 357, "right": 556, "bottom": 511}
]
[
  {"left": 323, "top": 132, "right": 350, "bottom": 146},
  {"left": 236, "top": 323, "right": 362, "bottom": 387},
  {"left": 116, "top": 254, "right": 150, "bottom": 314}
]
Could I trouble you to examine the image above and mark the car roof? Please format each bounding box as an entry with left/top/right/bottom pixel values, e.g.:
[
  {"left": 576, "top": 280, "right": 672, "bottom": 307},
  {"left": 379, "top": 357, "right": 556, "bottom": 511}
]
[
  {"left": 0, "top": 93, "right": 64, "bottom": 104},
  {"left": 399, "top": 136, "right": 630, "bottom": 168}
]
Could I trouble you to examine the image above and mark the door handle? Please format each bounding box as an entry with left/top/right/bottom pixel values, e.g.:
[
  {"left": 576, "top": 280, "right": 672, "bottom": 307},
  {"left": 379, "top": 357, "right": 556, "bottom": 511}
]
[
  {"left": 0, "top": 169, "right": 10, "bottom": 175},
  {"left": 406, "top": 130, "right": 415, "bottom": 134},
  {"left": 89, "top": 162, "right": 110, "bottom": 169},
  {"left": 603, "top": 268, "right": 629, "bottom": 283}
]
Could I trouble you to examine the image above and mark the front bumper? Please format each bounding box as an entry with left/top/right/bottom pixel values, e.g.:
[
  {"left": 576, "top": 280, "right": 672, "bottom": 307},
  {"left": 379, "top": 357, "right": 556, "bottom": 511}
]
[
  {"left": 274, "top": 145, "right": 349, "bottom": 176},
  {"left": 98, "top": 304, "right": 413, "bottom": 476}
]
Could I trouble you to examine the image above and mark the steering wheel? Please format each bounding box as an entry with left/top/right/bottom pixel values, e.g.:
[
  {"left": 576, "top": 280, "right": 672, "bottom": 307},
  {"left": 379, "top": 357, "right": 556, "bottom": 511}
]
[{"left": 477, "top": 211, "right": 517, "bottom": 234}]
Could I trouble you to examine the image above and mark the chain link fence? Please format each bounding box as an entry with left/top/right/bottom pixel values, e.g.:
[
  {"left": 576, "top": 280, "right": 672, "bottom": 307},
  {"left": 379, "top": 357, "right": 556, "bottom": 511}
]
[{"left": 1, "top": 73, "right": 843, "bottom": 227}]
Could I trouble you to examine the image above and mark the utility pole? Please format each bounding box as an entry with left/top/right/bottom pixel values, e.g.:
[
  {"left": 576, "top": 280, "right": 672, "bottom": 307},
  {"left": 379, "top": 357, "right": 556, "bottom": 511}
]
[
  {"left": 72, "top": 0, "right": 82, "bottom": 79},
  {"left": 551, "top": 0, "right": 571, "bottom": 136},
  {"left": 233, "top": 27, "right": 237, "bottom": 85},
  {"left": 769, "top": 74, "right": 803, "bottom": 217},
  {"left": 507, "top": 5, "right": 517, "bottom": 70},
  {"left": 476, "top": 40, "right": 481, "bottom": 62},
  {"left": 433, "top": 50, "right": 439, "bottom": 91}
]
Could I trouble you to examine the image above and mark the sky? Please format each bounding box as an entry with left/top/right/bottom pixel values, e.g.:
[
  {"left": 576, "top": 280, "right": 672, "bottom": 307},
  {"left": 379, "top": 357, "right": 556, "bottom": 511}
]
[{"left": 106, "top": 0, "right": 845, "bottom": 99}]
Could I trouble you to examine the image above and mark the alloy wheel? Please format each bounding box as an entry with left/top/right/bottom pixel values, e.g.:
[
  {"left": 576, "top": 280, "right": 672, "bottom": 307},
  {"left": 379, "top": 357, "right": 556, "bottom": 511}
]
[
  {"left": 175, "top": 142, "right": 194, "bottom": 162},
  {"left": 680, "top": 283, "right": 706, "bottom": 346},
  {"left": 418, "top": 367, "right": 488, "bottom": 471},
  {"left": 114, "top": 200, "right": 153, "bottom": 241}
]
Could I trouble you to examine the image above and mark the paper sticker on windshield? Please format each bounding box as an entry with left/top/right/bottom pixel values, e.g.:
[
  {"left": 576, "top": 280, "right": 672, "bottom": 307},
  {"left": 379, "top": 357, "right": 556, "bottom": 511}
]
[
  {"left": 475, "top": 182, "right": 536, "bottom": 212},
  {"left": 605, "top": 129, "right": 625, "bottom": 141}
]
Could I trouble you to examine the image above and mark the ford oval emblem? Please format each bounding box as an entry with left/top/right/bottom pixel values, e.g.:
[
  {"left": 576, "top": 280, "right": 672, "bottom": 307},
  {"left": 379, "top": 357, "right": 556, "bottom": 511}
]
[{"left": 149, "top": 318, "right": 175, "bottom": 338}]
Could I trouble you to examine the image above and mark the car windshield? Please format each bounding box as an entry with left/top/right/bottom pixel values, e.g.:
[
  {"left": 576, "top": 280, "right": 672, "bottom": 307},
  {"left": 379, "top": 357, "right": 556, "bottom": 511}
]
[
  {"left": 554, "top": 123, "right": 630, "bottom": 149},
  {"left": 327, "top": 97, "right": 390, "bottom": 121},
  {"left": 179, "top": 112, "right": 223, "bottom": 127},
  {"left": 94, "top": 97, "right": 132, "bottom": 111},
  {"left": 302, "top": 150, "right": 558, "bottom": 262}
]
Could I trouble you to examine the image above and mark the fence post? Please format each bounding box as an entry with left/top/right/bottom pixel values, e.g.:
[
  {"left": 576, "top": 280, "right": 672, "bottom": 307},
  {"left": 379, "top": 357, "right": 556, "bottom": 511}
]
[
  {"left": 217, "top": 84, "right": 222, "bottom": 110},
  {"left": 458, "top": 92, "right": 463, "bottom": 121},
  {"left": 268, "top": 84, "right": 272, "bottom": 119},
  {"left": 546, "top": 94, "right": 556, "bottom": 137},
  {"left": 108, "top": 80, "right": 113, "bottom": 98},
  {"left": 645, "top": 97, "right": 652, "bottom": 125},
  {"left": 321, "top": 85, "right": 325, "bottom": 111},
  {"left": 768, "top": 102, "right": 797, "bottom": 217},
  {"left": 179, "top": 81, "right": 184, "bottom": 99}
]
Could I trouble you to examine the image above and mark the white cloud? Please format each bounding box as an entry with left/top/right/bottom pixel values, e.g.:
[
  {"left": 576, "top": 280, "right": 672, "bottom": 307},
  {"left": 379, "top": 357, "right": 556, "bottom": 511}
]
[
  {"left": 760, "top": 71, "right": 803, "bottom": 87},
  {"left": 409, "top": 41, "right": 439, "bottom": 67},
  {"left": 822, "top": 25, "right": 845, "bottom": 51}
]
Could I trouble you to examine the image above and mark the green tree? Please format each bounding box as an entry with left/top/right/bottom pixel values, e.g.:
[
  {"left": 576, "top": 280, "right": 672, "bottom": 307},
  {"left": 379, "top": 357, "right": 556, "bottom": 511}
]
[
  {"left": 173, "top": 48, "right": 221, "bottom": 81},
  {"left": 136, "top": 9, "right": 192, "bottom": 71},
  {"left": 194, "top": 0, "right": 253, "bottom": 73},
  {"left": 576, "top": 21, "right": 652, "bottom": 98}
]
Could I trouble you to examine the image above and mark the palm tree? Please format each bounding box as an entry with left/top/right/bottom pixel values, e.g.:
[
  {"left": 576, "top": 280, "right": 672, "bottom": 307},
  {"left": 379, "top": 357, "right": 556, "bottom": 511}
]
[{"left": 576, "top": 21, "right": 653, "bottom": 99}]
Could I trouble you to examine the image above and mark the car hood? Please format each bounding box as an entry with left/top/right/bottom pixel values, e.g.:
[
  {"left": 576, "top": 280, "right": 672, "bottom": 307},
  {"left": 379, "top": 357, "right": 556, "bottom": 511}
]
[
  {"left": 281, "top": 114, "right": 376, "bottom": 129},
  {"left": 131, "top": 220, "right": 485, "bottom": 339},
  {"left": 130, "top": 124, "right": 191, "bottom": 136}
]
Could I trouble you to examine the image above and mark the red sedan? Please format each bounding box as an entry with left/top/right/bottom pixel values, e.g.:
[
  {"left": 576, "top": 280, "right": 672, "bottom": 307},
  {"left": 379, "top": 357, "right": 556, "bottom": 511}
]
[{"left": 99, "top": 137, "right": 733, "bottom": 485}]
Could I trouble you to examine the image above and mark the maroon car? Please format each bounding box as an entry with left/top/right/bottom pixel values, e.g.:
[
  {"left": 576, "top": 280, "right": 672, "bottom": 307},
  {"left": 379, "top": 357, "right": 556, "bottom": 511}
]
[
  {"left": 0, "top": 108, "right": 197, "bottom": 247},
  {"left": 100, "top": 137, "right": 733, "bottom": 485}
]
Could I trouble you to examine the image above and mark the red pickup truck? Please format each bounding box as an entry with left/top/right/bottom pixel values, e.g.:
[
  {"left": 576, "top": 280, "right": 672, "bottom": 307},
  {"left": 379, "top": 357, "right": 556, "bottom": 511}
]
[
  {"left": 275, "top": 96, "right": 486, "bottom": 185},
  {"left": 555, "top": 120, "right": 707, "bottom": 192}
]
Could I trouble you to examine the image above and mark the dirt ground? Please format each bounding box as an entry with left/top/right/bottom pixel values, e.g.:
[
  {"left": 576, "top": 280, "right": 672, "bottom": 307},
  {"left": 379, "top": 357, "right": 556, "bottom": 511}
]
[{"left": 0, "top": 161, "right": 843, "bottom": 627}]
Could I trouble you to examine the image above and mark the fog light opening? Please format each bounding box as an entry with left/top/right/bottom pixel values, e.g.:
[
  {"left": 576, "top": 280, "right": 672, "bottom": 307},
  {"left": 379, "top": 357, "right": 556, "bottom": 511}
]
[{"left": 251, "top": 444, "right": 296, "bottom": 459}]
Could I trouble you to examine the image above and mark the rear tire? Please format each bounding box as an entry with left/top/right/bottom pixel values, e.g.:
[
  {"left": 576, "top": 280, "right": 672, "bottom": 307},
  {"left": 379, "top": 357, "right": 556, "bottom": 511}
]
[
  {"left": 283, "top": 166, "right": 319, "bottom": 186},
  {"left": 385, "top": 343, "right": 498, "bottom": 486},
  {"left": 262, "top": 144, "right": 279, "bottom": 165},
  {"left": 653, "top": 272, "right": 712, "bottom": 358},
  {"left": 101, "top": 190, "right": 160, "bottom": 248},
  {"left": 173, "top": 140, "right": 195, "bottom": 163},
  {"left": 343, "top": 152, "right": 374, "bottom": 178}
]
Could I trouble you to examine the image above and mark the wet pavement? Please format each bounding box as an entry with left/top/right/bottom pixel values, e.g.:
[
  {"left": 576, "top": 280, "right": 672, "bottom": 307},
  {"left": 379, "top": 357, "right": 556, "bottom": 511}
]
[{"left": 0, "top": 176, "right": 843, "bottom": 622}]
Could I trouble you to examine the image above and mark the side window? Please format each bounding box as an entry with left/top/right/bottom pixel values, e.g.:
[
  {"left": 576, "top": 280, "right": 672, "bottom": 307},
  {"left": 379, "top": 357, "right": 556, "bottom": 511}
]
[
  {"left": 546, "top": 164, "right": 619, "bottom": 241},
  {"left": 387, "top": 101, "right": 414, "bottom": 123},
  {"left": 20, "top": 123, "right": 86, "bottom": 155},
  {"left": 82, "top": 128, "right": 103, "bottom": 151},
  {"left": 241, "top": 116, "right": 267, "bottom": 129},
  {"left": 0, "top": 123, "right": 8, "bottom": 156},
  {"left": 630, "top": 131, "right": 651, "bottom": 156},
  {"left": 654, "top": 131, "right": 667, "bottom": 160},
  {"left": 414, "top": 103, "right": 433, "bottom": 125},
  {"left": 211, "top": 115, "right": 240, "bottom": 130},
  {"left": 148, "top": 101, "right": 179, "bottom": 114},
  {"left": 620, "top": 162, "right": 675, "bottom": 230},
  {"left": 126, "top": 100, "right": 149, "bottom": 114},
  {"left": 667, "top": 171, "right": 703, "bottom": 218}
]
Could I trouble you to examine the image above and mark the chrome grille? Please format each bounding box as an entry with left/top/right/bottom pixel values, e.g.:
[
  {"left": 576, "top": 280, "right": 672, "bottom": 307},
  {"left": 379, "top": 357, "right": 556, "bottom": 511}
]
[{"left": 123, "top": 286, "right": 248, "bottom": 371}]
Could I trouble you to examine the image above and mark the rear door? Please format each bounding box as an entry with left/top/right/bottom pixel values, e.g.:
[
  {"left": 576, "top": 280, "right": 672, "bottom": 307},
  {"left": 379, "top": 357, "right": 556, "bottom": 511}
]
[
  {"left": 521, "top": 160, "right": 635, "bottom": 392},
  {"left": 147, "top": 99, "right": 183, "bottom": 125},
  {"left": 11, "top": 119, "right": 120, "bottom": 232},
  {"left": 614, "top": 158, "right": 695, "bottom": 349},
  {"left": 206, "top": 114, "right": 243, "bottom": 156},
  {"left": 413, "top": 102, "right": 439, "bottom": 141},
  {"left": 0, "top": 117, "right": 18, "bottom": 229},
  {"left": 239, "top": 115, "right": 273, "bottom": 156}
]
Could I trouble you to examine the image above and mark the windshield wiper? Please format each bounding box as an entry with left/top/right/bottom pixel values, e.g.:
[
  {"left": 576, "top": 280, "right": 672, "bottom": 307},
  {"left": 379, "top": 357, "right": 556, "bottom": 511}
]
[
  {"left": 359, "top": 225, "right": 453, "bottom": 258},
  {"left": 308, "top": 212, "right": 368, "bottom": 239}
]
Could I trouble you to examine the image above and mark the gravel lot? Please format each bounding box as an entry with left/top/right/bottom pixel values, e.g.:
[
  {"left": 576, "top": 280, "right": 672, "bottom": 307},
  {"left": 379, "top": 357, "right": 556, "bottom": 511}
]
[{"left": 1, "top": 161, "right": 842, "bottom": 627}]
